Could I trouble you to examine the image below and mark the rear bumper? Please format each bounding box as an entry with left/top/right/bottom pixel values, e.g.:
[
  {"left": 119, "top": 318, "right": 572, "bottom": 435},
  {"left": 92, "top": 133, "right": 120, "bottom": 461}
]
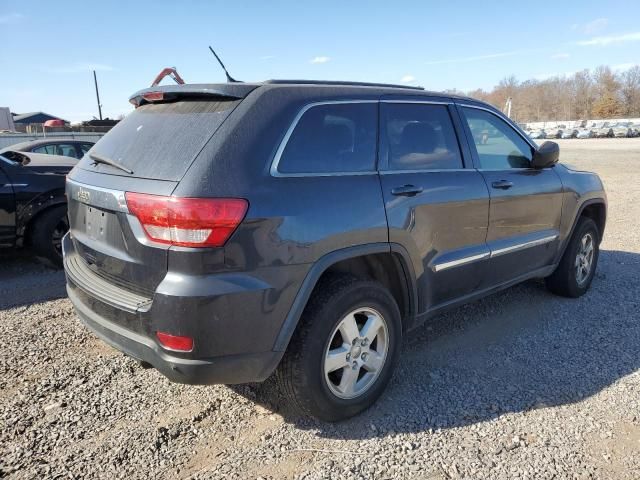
[
  {"left": 68, "top": 285, "right": 283, "bottom": 384},
  {"left": 62, "top": 232, "right": 303, "bottom": 384}
]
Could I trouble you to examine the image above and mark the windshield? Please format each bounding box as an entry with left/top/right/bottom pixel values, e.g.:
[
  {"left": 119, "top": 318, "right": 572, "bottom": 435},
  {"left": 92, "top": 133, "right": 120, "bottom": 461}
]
[{"left": 77, "top": 98, "right": 240, "bottom": 181}]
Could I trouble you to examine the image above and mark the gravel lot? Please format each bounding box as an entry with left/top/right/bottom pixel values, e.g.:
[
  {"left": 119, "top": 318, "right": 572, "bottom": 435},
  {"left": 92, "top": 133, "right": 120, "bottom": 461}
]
[{"left": 1, "top": 138, "right": 639, "bottom": 479}]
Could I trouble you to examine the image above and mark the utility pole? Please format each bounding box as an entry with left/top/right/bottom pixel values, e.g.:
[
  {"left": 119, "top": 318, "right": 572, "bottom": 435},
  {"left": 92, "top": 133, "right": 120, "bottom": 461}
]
[{"left": 93, "top": 70, "right": 103, "bottom": 121}]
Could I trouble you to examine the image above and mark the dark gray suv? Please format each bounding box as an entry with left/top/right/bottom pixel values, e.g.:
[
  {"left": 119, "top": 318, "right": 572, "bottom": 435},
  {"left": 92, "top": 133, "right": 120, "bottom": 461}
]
[{"left": 63, "top": 80, "right": 606, "bottom": 421}]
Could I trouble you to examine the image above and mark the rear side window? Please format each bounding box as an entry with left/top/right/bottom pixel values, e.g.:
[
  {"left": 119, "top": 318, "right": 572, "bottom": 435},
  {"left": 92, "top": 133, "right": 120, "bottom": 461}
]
[
  {"left": 461, "top": 107, "right": 532, "bottom": 169},
  {"left": 32, "top": 145, "right": 56, "bottom": 155},
  {"left": 77, "top": 100, "right": 239, "bottom": 181},
  {"left": 277, "top": 103, "right": 377, "bottom": 174},
  {"left": 382, "top": 103, "right": 463, "bottom": 170}
]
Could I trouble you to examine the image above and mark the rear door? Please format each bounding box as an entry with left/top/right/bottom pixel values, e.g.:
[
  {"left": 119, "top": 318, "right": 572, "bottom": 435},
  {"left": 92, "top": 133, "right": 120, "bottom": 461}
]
[
  {"left": 378, "top": 99, "right": 491, "bottom": 313},
  {"left": 457, "top": 104, "right": 563, "bottom": 286},
  {"left": 0, "top": 159, "right": 16, "bottom": 246}
]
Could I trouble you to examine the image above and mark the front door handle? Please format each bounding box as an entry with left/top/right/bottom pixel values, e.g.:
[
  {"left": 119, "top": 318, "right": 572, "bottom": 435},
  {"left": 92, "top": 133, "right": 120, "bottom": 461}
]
[
  {"left": 491, "top": 180, "right": 513, "bottom": 190},
  {"left": 391, "top": 185, "right": 423, "bottom": 196}
]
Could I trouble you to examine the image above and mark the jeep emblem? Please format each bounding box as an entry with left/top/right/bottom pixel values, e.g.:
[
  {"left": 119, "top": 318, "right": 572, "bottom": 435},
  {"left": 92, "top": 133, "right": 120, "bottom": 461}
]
[{"left": 77, "top": 188, "right": 91, "bottom": 204}]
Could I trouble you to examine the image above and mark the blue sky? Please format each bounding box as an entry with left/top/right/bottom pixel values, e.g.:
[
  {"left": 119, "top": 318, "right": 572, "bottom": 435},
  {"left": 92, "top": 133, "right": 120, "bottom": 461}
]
[{"left": 1, "top": 1, "right": 639, "bottom": 122}]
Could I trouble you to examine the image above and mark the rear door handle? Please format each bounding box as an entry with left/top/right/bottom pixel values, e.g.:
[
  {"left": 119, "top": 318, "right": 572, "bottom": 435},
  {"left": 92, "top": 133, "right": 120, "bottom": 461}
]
[
  {"left": 391, "top": 185, "right": 423, "bottom": 196},
  {"left": 491, "top": 180, "right": 513, "bottom": 190}
]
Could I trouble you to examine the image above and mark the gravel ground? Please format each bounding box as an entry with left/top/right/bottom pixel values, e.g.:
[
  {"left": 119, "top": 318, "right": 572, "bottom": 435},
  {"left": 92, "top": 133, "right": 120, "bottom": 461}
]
[{"left": 1, "top": 138, "right": 639, "bottom": 479}]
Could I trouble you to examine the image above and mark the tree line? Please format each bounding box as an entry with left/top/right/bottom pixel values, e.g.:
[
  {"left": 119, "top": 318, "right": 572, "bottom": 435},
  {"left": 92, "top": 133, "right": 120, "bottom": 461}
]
[{"left": 456, "top": 65, "right": 640, "bottom": 123}]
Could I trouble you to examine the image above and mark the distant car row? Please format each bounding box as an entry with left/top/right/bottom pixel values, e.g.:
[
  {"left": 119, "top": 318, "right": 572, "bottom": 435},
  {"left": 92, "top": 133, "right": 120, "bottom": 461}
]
[{"left": 526, "top": 122, "right": 640, "bottom": 140}]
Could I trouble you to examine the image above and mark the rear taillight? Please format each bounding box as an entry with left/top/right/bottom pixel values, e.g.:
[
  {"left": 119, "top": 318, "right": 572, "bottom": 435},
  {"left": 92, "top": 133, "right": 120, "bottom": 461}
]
[
  {"left": 125, "top": 192, "right": 248, "bottom": 248},
  {"left": 156, "top": 331, "right": 194, "bottom": 352}
]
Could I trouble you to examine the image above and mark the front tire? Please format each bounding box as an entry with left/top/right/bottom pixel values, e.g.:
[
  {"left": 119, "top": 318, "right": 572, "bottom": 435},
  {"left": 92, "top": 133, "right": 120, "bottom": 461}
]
[
  {"left": 276, "top": 275, "right": 402, "bottom": 421},
  {"left": 546, "top": 217, "right": 599, "bottom": 297}
]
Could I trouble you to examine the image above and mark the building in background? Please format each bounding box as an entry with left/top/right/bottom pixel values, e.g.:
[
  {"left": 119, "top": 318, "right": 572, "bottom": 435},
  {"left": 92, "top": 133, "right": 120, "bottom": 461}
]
[{"left": 0, "top": 108, "right": 16, "bottom": 132}]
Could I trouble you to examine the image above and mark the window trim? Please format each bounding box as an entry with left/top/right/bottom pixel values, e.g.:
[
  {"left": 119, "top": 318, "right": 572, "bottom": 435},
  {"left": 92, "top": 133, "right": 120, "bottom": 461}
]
[
  {"left": 270, "top": 100, "right": 379, "bottom": 178},
  {"left": 378, "top": 100, "right": 468, "bottom": 173},
  {"left": 458, "top": 103, "right": 538, "bottom": 170}
]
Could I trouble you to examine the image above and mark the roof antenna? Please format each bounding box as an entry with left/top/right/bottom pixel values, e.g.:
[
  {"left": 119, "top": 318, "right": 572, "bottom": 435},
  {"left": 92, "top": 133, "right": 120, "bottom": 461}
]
[{"left": 208, "top": 46, "right": 240, "bottom": 83}]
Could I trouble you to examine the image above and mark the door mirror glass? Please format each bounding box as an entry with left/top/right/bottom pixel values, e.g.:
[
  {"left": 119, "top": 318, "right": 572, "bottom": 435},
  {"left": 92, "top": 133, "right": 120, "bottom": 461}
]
[{"left": 531, "top": 141, "right": 559, "bottom": 169}]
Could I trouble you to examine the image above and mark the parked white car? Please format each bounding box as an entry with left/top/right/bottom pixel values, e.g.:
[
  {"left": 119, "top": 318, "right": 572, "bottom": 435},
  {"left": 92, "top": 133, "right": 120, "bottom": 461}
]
[{"left": 576, "top": 129, "right": 594, "bottom": 139}]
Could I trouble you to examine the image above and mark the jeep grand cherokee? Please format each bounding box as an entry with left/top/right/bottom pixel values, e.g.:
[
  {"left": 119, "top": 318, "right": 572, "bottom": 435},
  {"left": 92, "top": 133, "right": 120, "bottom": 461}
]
[{"left": 63, "top": 80, "right": 606, "bottom": 421}]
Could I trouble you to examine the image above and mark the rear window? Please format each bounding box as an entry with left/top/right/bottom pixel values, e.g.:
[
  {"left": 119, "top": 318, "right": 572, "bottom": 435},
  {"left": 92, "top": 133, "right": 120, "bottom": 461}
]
[
  {"left": 276, "top": 103, "right": 377, "bottom": 174},
  {"left": 78, "top": 99, "right": 239, "bottom": 181}
]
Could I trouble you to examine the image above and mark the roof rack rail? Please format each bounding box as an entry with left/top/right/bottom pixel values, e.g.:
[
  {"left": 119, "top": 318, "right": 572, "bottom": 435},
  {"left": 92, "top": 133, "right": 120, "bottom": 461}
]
[{"left": 264, "top": 79, "right": 424, "bottom": 91}]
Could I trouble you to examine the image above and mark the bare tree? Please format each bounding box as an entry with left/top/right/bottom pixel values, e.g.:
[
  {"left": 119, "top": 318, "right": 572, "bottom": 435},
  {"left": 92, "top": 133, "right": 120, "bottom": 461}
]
[
  {"left": 620, "top": 66, "right": 640, "bottom": 117},
  {"left": 464, "top": 65, "right": 635, "bottom": 122}
]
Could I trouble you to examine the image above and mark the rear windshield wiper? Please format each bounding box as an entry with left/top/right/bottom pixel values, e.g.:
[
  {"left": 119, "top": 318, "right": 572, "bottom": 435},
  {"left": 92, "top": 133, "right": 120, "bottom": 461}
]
[{"left": 89, "top": 152, "right": 134, "bottom": 175}]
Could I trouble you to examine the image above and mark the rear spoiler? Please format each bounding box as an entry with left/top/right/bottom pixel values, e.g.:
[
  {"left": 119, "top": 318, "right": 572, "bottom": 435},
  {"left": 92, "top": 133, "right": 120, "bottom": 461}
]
[{"left": 129, "top": 83, "right": 259, "bottom": 107}]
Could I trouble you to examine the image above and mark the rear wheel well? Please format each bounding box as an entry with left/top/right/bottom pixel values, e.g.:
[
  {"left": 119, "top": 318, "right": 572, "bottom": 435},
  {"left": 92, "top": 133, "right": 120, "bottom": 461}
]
[
  {"left": 317, "top": 253, "right": 412, "bottom": 330},
  {"left": 580, "top": 202, "right": 605, "bottom": 242}
]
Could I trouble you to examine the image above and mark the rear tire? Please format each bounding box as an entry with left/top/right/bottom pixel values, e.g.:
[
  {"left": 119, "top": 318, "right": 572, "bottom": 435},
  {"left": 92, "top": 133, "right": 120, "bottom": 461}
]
[
  {"left": 30, "top": 205, "right": 68, "bottom": 268},
  {"left": 546, "top": 217, "right": 599, "bottom": 298},
  {"left": 276, "top": 275, "right": 402, "bottom": 421}
]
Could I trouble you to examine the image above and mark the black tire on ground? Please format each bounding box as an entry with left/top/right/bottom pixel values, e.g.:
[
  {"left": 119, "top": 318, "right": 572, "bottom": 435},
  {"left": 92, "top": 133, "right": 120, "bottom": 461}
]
[
  {"left": 275, "top": 274, "right": 402, "bottom": 421},
  {"left": 545, "top": 217, "right": 599, "bottom": 298},
  {"left": 30, "top": 205, "right": 69, "bottom": 268}
]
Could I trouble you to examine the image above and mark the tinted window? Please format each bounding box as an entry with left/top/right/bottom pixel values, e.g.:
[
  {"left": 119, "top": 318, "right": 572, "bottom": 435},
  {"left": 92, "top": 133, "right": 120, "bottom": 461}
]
[
  {"left": 277, "top": 103, "right": 377, "bottom": 174},
  {"left": 77, "top": 100, "right": 240, "bottom": 181},
  {"left": 32, "top": 145, "right": 56, "bottom": 155},
  {"left": 81, "top": 143, "right": 93, "bottom": 154},
  {"left": 382, "top": 103, "right": 463, "bottom": 170},
  {"left": 462, "top": 107, "right": 532, "bottom": 169},
  {"left": 56, "top": 144, "right": 77, "bottom": 158}
]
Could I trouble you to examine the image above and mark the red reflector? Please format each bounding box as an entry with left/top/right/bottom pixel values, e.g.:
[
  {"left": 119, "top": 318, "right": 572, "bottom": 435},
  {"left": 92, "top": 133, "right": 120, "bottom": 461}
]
[
  {"left": 125, "top": 192, "right": 248, "bottom": 248},
  {"left": 156, "top": 331, "right": 194, "bottom": 352},
  {"left": 142, "top": 91, "right": 164, "bottom": 102}
]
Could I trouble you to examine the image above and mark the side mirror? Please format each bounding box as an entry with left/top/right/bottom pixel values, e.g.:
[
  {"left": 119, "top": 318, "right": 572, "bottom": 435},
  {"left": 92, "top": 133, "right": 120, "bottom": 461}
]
[{"left": 532, "top": 141, "right": 559, "bottom": 169}]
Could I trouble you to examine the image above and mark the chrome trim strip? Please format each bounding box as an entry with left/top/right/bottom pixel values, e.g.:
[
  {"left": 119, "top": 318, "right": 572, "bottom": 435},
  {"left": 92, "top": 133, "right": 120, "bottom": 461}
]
[
  {"left": 66, "top": 178, "right": 129, "bottom": 213},
  {"left": 270, "top": 100, "right": 378, "bottom": 178},
  {"left": 490, "top": 234, "right": 558, "bottom": 258},
  {"left": 432, "top": 233, "right": 559, "bottom": 272},
  {"left": 458, "top": 103, "right": 538, "bottom": 151},
  {"left": 433, "top": 252, "right": 490, "bottom": 272},
  {"left": 379, "top": 168, "right": 470, "bottom": 174},
  {"left": 2, "top": 183, "right": 28, "bottom": 187}
]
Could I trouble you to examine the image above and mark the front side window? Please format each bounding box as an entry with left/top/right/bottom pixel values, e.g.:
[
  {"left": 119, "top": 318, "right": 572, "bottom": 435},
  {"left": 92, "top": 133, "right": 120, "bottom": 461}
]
[
  {"left": 277, "top": 103, "right": 377, "bottom": 174},
  {"left": 55, "top": 144, "right": 77, "bottom": 157},
  {"left": 461, "top": 107, "right": 532, "bottom": 169},
  {"left": 382, "top": 103, "right": 463, "bottom": 170}
]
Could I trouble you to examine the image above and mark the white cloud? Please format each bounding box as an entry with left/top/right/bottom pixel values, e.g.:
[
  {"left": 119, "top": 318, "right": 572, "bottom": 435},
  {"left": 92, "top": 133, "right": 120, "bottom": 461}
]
[
  {"left": 534, "top": 71, "right": 577, "bottom": 81},
  {"left": 424, "top": 50, "right": 528, "bottom": 65},
  {"left": 401, "top": 75, "right": 416, "bottom": 83},
  {"left": 551, "top": 53, "right": 570, "bottom": 59},
  {"left": 576, "top": 31, "right": 640, "bottom": 46},
  {"left": 310, "top": 56, "right": 330, "bottom": 64},
  {"left": 612, "top": 63, "right": 639, "bottom": 72},
  {"left": 44, "top": 63, "right": 114, "bottom": 74},
  {"left": 0, "top": 13, "right": 23, "bottom": 24},
  {"left": 260, "top": 55, "right": 275, "bottom": 61},
  {"left": 582, "top": 18, "right": 609, "bottom": 35}
]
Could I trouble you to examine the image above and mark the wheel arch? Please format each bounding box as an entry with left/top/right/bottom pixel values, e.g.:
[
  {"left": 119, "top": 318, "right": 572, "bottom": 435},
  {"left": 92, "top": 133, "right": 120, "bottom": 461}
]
[
  {"left": 556, "top": 198, "right": 606, "bottom": 263},
  {"left": 20, "top": 197, "right": 67, "bottom": 246},
  {"left": 273, "top": 243, "right": 417, "bottom": 352}
]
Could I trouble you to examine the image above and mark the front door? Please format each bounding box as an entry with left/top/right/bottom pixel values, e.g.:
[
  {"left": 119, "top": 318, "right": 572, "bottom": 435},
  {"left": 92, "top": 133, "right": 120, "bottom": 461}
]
[
  {"left": 458, "top": 105, "right": 563, "bottom": 286},
  {"left": 378, "top": 100, "right": 491, "bottom": 314}
]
